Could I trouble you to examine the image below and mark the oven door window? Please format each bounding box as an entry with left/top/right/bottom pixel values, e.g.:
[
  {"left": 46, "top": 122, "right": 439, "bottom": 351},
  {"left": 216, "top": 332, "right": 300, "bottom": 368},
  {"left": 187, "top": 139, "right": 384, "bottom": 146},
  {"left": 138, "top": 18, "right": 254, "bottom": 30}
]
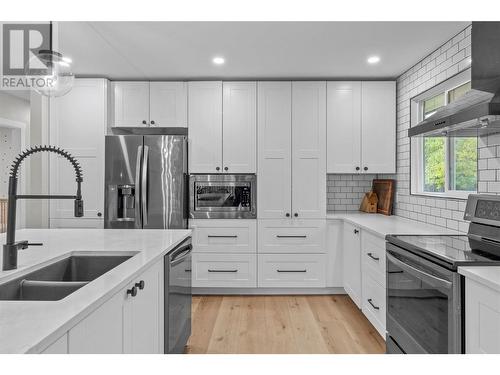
[
  {"left": 194, "top": 183, "right": 251, "bottom": 211},
  {"left": 387, "top": 252, "right": 453, "bottom": 354}
]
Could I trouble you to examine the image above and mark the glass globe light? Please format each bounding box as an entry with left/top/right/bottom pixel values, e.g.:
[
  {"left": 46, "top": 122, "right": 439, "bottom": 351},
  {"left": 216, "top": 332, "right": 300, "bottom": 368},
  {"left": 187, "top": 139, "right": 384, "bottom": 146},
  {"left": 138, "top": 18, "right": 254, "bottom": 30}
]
[{"left": 26, "top": 50, "right": 75, "bottom": 97}]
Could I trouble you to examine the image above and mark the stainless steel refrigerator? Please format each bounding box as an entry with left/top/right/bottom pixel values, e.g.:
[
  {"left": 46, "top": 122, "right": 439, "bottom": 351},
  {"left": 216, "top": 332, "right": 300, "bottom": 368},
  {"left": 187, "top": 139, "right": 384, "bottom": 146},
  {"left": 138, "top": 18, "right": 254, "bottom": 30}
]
[{"left": 104, "top": 133, "right": 188, "bottom": 229}]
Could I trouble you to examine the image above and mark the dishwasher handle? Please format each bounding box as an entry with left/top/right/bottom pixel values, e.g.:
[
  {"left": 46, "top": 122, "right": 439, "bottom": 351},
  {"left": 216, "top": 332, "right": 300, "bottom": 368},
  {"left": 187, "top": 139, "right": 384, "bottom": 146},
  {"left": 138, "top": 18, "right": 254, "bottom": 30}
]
[{"left": 170, "top": 243, "right": 192, "bottom": 266}]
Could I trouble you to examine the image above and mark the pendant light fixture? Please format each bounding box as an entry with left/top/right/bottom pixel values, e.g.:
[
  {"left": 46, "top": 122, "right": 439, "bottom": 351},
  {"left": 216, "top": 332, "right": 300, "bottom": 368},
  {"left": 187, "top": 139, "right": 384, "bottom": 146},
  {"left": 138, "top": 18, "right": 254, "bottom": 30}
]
[{"left": 26, "top": 22, "right": 75, "bottom": 97}]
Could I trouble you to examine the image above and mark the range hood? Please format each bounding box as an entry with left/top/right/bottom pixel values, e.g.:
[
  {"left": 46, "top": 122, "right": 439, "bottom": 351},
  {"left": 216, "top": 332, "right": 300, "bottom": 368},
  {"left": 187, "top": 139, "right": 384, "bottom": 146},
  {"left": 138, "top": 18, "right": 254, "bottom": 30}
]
[{"left": 409, "top": 22, "right": 500, "bottom": 137}]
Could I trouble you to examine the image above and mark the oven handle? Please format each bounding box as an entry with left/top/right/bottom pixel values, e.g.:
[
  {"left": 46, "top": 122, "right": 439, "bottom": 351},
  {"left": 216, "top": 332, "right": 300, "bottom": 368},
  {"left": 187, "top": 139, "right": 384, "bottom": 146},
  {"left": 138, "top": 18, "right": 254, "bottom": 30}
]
[{"left": 386, "top": 252, "right": 453, "bottom": 290}]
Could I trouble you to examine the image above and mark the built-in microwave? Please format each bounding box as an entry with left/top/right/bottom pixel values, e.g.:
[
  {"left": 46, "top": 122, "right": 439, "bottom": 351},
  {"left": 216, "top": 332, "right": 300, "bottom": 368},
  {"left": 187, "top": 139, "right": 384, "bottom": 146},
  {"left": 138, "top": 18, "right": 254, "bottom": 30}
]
[{"left": 189, "top": 174, "right": 256, "bottom": 219}]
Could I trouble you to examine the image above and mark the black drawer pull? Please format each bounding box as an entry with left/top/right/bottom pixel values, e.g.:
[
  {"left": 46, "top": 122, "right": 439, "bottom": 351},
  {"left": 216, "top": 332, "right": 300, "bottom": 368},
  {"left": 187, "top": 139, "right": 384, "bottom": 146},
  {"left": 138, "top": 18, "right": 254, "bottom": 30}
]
[
  {"left": 207, "top": 235, "right": 238, "bottom": 238},
  {"left": 276, "top": 235, "right": 307, "bottom": 238},
  {"left": 367, "top": 252, "right": 380, "bottom": 261},
  {"left": 277, "top": 269, "right": 307, "bottom": 273},
  {"left": 185, "top": 269, "right": 192, "bottom": 273},
  {"left": 208, "top": 269, "right": 238, "bottom": 273},
  {"left": 367, "top": 298, "right": 380, "bottom": 310}
]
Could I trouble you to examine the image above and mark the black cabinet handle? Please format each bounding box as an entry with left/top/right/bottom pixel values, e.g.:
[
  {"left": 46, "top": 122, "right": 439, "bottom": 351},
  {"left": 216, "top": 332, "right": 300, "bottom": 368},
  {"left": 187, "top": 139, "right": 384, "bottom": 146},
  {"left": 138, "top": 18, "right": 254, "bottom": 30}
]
[
  {"left": 364, "top": 166, "right": 368, "bottom": 171},
  {"left": 207, "top": 235, "right": 238, "bottom": 238},
  {"left": 354, "top": 229, "right": 359, "bottom": 234},
  {"left": 367, "top": 298, "right": 379, "bottom": 310},
  {"left": 294, "top": 213, "right": 298, "bottom": 217},
  {"left": 142, "top": 120, "right": 147, "bottom": 125},
  {"left": 224, "top": 167, "right": 228, "bottom": 171},
  {"left": 185, "top": 269, "right": 192, "bottom": 273},
  {"left": 277, "top": 269, "right": 307, "bottom": 273},
  {"left": 150, "top": 120, "right": 155, "bottom": 125},
  {"left": 216, "top": 167, "right": 220, "bottom": 171},
  {"left": 367, "top": 252, "right": 380, "bottom": 261},
  {"left": 135, "top": 280, "right": 145, "bottom": 290},
  {"left": 127, "top": 286, "right": 137, "bottom": 297},
  {"left": 208, "top": 269, "right": 238, "bottom": 273},
  {"left": 355, "top": 166, "right": 360, "bottom": 171},
  {"left": 285, "top": 213, "right": 290, "bottom": 217},
  {"left": 97, "top": 212, "right": 102, "bottom": 217},
  {"left": 276, "top": 235, "right": 307, "bottom": 238}
]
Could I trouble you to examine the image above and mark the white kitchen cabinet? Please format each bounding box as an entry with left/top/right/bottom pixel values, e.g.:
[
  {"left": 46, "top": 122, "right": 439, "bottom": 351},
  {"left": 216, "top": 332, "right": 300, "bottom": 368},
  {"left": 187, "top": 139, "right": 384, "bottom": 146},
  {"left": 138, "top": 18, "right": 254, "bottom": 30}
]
[
  {"left": 41, "top": 333, "right": 68, "bottom": 354},
  {"left": 465, "top": 279, "right": 500, "bottom": 353},
  {"left": 291, "top": 82, "right": 326, "bottom": 219},
  {"left": 258, "top": 219, "right": 326, "bottom": 254},
  {"left": 258, "top": 253, "right": 326, "bottom": 288},
  {"left": 361, "top": 81, "right": 396, "bottom": 173},
  {"left": 123, "top": 260, "right": 163, "bottom": 354},
  {"left": 257, "top": 82, "right": 292, "bottom": 219},
  {"left": 149, "top": 82, "right": 187, "bottom": 127},
  {"left": 111, "top": 81, "right": 150, "bottom": 127},
  {"left": 326, "top": 220, "right": 343, "bottom": 288},
  {"left": 327, "top": 81, "right": 396, "bottom": 174},
  {"left": 190, "top": 219, "right": 257, "bottom": 253},
  {"left": 49, "top": 78, "right": 107, "bottom": 228},
  {"left": 68, "top": 291, "right": 124, "bottom": 353},
  {"left": 326, "top": 82, "right": 362, "bottom": 173},
  {"left": 257, "top": 81, "right": 326, "bottom": 219},
  {"left": 343, "top": 222, "right": 362, "bottom": 307},
  {"left": 188, "top": 81, "right": 223, "bottom": 173},
  {"left": 68, "top": 259, "right": 163, "bottom": 354},
  {"left": 192, "top": 253, "right": 257, "bottom": 288},
  {"left": 222, "top": 82, "right": 257, "bottom": 173},
  {"left": 111, "top": 81, "right": 187, "bottom": 127}
]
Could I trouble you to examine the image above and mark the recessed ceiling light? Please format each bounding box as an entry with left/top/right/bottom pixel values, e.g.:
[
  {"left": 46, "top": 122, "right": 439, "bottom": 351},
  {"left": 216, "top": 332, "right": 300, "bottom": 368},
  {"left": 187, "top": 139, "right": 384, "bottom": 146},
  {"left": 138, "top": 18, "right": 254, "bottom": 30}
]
[
  {"left": 367, "top": 55, "right": 381, "bottom": 64},
  {"left": 212, "top": 57, "right": 225, "bottom": 65}
]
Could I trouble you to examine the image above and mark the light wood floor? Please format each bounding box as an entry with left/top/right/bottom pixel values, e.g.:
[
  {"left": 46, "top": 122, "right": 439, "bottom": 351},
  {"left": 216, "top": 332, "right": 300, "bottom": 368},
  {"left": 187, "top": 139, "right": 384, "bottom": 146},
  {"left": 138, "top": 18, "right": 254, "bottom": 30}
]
[{"left": 186, "top": 295, "right": 386, "bottom": 354}]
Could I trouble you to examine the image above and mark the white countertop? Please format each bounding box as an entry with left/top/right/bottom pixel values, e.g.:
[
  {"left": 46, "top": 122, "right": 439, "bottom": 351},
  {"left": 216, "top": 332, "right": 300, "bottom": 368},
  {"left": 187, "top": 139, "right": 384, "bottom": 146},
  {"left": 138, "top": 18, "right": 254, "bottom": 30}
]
[
  {"left": 0, "top": 228, "right": 191, "bottom": 354},
  {"left": 327, "top": 212, "right": 460, "bottom": 237},
  {"left": 458, "top": 266, "right": 500, "bottom": 292}
]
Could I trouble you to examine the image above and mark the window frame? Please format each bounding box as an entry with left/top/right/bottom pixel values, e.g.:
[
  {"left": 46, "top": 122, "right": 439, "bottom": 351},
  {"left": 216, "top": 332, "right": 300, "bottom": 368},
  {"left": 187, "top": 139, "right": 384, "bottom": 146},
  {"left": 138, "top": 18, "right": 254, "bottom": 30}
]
[{"left": 410, "top": 69, "right": 477, "bottom": 200}]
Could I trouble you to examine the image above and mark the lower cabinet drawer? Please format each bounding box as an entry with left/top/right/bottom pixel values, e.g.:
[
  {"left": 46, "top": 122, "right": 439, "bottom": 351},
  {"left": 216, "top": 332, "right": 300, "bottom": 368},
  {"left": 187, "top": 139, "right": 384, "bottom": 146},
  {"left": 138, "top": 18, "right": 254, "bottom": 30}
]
[
  {"left": 190, "top": 219, "right": 257, "bottom": 253},
  {"left": 258, "top": 219, "right": 326, "bottom": 254},
  {"left": 258, "top": 254, "right": 326, "bottom": 288},
  {"left": 361, "top": 231, "right": 386, "bottom": 287},
  {"left": 362, "top": 270, "right": 386, "bottom": 337},
  {"left": 192, "top": 253, "right": 257, "bottom": 288}
]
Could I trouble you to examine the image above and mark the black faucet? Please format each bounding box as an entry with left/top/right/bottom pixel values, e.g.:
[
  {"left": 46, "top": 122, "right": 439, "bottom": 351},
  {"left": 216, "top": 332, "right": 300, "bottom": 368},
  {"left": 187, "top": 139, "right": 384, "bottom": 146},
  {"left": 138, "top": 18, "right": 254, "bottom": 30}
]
[{"left": 2, "top": 145, "right": 84, "bottom": 271}]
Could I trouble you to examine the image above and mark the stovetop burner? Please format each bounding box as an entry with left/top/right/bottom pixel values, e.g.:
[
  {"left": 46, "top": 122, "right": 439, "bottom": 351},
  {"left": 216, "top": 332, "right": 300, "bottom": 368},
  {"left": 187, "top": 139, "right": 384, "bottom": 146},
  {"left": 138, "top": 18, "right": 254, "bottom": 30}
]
[{"left": 386, "top": 234, "right": 500, "bottom": 269}]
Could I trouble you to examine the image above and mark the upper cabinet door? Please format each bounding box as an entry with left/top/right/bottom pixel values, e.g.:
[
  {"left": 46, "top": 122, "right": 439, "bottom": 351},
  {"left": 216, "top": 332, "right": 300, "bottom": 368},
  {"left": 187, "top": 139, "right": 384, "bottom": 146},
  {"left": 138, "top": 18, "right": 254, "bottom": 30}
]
[
  {"left": 49, "top": 78, "right": 107, "bottom": 224},
  {"left": 222, "top": 82, "right": 257, "bottom": 173},
  {"left": 327, "top": 81, "right": 362, "bottom": 173},
  {"left": 188, "top": 81, "right": 223, "bottom": 173},
  {"left": 361, "top": 81, "right": 396, "bottom": 174},
  {"left": 149, "top": 82, "right": 187, "bottom": 127},
  {"left": 112, "top": 82, "right": 150, "bottom": 127},
  {"left": 292, "top": 81, "right": 326, "bottom": 219},
  {"left": 257, "top": 82, "right": 292, "bottom": 219}
]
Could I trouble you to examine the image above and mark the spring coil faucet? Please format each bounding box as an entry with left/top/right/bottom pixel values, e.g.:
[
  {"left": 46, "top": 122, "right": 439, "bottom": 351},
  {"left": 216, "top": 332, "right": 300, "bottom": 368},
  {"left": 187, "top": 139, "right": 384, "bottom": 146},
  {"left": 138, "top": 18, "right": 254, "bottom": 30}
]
[{"left": 2, "top": 145, "right": 84, "bottom": 271}]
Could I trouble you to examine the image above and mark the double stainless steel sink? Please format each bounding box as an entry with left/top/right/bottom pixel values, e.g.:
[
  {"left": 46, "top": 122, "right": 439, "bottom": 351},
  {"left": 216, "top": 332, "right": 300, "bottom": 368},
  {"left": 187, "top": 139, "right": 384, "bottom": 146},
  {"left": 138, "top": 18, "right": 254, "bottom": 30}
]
[{"left": 0, "top": 253, "right": 134, "bottom": 301}]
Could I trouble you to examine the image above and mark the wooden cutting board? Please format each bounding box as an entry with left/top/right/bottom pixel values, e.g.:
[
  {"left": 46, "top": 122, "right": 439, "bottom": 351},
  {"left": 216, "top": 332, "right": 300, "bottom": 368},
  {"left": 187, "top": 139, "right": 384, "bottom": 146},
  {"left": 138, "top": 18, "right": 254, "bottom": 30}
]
[{"left": 372, "top": 179, "right": 395, "bottom": 216}]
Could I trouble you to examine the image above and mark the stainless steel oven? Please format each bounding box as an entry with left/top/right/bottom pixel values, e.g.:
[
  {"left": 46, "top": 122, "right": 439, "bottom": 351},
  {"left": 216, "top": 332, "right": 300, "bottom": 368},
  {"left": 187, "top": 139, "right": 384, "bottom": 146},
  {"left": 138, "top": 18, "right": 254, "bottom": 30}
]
[
  {"left": 189, "top": 174, "right": 256, "bottom": 219},
  {"left": 386, "top": 242, "right": 462, "bottom": 354}
]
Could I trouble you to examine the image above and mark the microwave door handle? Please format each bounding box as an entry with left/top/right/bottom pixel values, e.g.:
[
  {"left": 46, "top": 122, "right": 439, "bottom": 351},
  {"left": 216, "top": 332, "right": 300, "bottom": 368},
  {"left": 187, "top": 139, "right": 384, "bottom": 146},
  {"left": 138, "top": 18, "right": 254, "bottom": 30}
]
[
  {"left": 135, "top": 146, "right": 143, "bottom": 228},
  {"left": 142, "top": 145, "right": 149, "bottom": 226},
  {"left": 386, "top": 252, "right": 453, "bottom": 290}
]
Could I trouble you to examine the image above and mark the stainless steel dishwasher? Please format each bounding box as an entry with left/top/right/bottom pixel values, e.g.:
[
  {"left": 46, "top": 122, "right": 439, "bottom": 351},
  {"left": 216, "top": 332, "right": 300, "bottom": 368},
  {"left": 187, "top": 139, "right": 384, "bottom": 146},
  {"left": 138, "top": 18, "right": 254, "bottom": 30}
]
[{"left": 164, "top": 237, "right": 192, "bottom": 354}]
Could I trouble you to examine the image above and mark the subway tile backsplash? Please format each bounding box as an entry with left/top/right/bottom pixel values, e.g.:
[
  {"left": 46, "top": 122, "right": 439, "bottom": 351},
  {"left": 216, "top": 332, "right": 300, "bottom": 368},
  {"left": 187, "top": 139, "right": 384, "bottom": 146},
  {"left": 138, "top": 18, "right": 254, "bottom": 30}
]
[{"left": 326, "top": 174, "right": 378, "bottom": 211}]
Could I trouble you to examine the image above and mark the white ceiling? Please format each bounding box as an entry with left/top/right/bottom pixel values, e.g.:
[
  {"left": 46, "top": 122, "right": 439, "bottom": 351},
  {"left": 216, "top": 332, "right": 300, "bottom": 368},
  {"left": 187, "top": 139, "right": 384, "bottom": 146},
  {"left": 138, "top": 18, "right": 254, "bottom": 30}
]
[{"left": 59, "top": 21, "right": 470, "bottom": 80}]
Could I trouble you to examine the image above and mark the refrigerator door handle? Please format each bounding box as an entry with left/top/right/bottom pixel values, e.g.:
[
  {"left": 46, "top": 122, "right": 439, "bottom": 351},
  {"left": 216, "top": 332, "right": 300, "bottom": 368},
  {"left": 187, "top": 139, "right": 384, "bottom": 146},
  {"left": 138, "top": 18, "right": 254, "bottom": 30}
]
[
  {"left": 135, "top": 146, "right": 143, "bottom": 228},
  {"left": 142, "top": 145, "right": 149, "bottom": 226}
]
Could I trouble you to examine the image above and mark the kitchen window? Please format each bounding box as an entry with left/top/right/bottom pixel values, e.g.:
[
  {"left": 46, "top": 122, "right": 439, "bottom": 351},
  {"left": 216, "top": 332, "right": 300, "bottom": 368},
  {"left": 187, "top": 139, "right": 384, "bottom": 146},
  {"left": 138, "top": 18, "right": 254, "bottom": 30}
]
[{"left": 411, "top": 72, "right": 477, "bottom": 199}]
